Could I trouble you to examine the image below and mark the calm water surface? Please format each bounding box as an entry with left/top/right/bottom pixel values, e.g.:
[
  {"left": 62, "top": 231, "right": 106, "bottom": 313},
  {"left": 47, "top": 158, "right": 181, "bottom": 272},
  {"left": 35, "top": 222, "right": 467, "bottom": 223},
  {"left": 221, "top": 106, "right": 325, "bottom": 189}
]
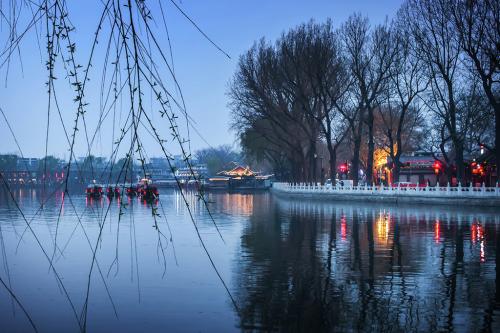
[{"left": 0, "top": 188, "right": 499, "bottom": 332}]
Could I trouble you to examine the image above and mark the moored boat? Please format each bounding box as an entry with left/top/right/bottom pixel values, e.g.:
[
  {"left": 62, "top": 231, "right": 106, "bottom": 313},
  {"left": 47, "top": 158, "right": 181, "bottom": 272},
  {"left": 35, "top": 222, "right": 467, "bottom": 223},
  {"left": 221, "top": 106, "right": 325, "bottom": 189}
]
[
  {"left": 86, "top": 183, "right": 103, "bottom": 198},
  {"left": 137, "top": 178, "right": 159, "bottom": 201},
  {"left": 124, "top": 183, "right": 137, "bottom": 196},
  {"left": 106, "top": 185, "right": 121, "bottom": 198}
]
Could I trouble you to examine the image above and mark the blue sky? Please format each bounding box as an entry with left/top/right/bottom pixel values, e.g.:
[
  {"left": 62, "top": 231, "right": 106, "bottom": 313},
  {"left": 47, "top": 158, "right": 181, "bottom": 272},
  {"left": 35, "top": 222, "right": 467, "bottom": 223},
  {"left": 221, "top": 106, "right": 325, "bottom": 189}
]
[{"left": 0, "top": 0, "right": 402, "bottom": 159}]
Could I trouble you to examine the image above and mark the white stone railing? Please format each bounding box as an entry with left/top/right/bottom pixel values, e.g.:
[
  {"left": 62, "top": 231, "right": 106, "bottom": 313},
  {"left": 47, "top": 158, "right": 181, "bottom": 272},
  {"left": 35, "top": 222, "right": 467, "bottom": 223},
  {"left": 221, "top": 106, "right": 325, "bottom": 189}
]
[{"left": 272, "top": 182, "right": 500, "bottom": 198}]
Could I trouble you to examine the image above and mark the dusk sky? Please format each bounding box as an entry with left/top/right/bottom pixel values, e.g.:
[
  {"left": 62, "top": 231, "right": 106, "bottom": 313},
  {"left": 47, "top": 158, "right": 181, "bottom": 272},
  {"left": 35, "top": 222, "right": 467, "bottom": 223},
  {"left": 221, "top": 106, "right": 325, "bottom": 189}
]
[{"left": 0, "top": 0, "right": 402, "bottom": 159}]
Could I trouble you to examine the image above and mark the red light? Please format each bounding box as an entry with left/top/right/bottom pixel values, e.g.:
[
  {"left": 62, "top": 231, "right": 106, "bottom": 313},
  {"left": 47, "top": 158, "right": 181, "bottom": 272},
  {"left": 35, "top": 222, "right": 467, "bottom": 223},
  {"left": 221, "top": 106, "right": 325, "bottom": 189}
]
[
  {"left": 472, "top": 163, "right": 484, "bottom": 175},
  {"left": 434, "top": 220, "right": 440, "bottom": 243},
  {"left": 433, "top": 161, "right": 442, "bottom": 175}
]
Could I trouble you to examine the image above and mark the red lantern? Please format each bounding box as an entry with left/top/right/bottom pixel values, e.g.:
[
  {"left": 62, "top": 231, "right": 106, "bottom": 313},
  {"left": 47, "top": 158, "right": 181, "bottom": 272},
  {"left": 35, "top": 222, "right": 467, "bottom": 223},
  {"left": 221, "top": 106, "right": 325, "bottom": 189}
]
[{"left": 433, "top": 161, "right": 441, "bottom": 175}]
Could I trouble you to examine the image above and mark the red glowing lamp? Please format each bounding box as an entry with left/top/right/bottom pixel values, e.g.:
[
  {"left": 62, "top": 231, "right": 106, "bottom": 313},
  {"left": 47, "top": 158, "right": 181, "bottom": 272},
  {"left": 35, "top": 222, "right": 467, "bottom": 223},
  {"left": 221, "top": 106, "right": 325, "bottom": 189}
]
[
  {"left": 433, "top": 161, "right": 442, "bottom": 175},
  {"left": 339, "top": 163, "right": 349, "bottom": 173},
  {"left": 471, "top": 162, "right": 484, "bottom": 176}
]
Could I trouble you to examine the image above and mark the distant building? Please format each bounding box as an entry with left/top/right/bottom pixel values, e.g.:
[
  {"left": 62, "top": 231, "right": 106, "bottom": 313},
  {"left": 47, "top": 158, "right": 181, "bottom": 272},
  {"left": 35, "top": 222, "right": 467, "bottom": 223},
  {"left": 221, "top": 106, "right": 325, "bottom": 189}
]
[
  {"left": 205, "top": 165, "right": 273, "bottom": 190},
  {"left": 172, "top": 154, "right": 184, "bottom": 168},
  {"left": 174, "top": 164, "right": 208, "bottom": 180},
  {"left": 16, "top": 157, "right": 39, "bottom": 172},
  {"left": 395, "top": 153, "right": 445, "bottom": 186},
  {"left": 148, "top": 157, "right": 174, "bottom": 179},
  {"left": 385, "top": 151, "right": 496, "bottom": 186}
]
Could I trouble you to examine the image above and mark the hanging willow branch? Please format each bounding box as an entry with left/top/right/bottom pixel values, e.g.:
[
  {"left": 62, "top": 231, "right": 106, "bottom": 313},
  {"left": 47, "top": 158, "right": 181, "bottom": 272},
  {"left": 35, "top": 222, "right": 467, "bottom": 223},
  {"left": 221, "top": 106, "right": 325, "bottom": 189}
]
[{"left": 0, "top": 0, "right": 237, "bottom": 331}]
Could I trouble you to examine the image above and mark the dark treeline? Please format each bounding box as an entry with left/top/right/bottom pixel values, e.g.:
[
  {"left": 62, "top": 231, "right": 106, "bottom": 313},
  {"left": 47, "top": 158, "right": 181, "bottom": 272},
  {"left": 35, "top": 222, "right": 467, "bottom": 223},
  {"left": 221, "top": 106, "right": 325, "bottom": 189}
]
[{"left": 229, "top": 0, "right": 498, "bottom": 185}]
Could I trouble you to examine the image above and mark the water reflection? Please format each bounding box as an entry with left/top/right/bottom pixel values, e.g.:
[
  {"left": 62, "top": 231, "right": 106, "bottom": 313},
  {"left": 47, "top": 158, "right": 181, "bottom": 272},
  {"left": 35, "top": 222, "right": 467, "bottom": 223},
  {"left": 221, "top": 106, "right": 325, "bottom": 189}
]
[
  {"left": 1, "top": 188, "right": 500, "bottom": 332},
  {"left": 235, "top": 197, "right": 500, "bottom": 332}
]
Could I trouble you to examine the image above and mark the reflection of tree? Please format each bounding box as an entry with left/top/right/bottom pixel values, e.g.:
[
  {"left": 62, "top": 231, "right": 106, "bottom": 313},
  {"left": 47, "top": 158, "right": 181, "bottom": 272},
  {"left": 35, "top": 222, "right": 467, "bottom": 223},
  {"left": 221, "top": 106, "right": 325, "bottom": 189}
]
[
  {"left": 235, "top": 206, "right": 342, "bottom": 331},
  {"left": 234, "top": 198, "right": 500, "bottom": 331}
]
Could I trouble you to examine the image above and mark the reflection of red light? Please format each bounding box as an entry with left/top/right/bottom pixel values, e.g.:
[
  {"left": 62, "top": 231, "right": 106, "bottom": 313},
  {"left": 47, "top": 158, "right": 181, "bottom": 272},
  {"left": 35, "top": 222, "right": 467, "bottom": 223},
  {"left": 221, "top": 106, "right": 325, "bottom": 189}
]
[
  {"left": 341, "top": 215, "right": 347, "bottom": 240},
  {"left": 434, "top": 220, "right": 440, "bottom": 243},
  {"left": 480, "top": 241, "right": 486, "bottom": 263},
  {"left": 471, "top": 221, "right": 485, "bottom": 243},
  {"left": 471, "top": 221, "right": 486, "bottom": 263}
]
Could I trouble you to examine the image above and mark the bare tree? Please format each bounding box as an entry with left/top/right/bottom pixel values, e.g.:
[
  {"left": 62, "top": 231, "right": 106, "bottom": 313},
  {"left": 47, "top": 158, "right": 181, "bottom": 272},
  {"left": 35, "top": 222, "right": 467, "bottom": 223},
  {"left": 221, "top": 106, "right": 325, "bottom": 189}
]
[
  {"left": 377, "top": 10, "right": 429, "bottom": 182},
  {"left": 308, "top": 24, "right": 351, "bottom": 184},
  {"left": 280, "top": 20, "right": 351, "bottom": 184},
  {"left": 229, "top": 41, "right": 313, "bottom": 181},
  {"left": 341, "top": 14, "right": 397, "bottom": 185},
  {"left": 406, "top": 0, "right": 467, "bottom": 183},
  {"left": 451, "top": 0, "right": 500, "bottom": 182},
  {"left": 230, "top": 22, "right": 353, "bottom": 183}
]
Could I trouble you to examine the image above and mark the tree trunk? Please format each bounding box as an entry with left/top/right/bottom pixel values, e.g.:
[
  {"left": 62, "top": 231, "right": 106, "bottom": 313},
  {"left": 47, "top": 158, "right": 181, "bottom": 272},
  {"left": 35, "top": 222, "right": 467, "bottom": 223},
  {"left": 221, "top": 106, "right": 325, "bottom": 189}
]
[
  {"left": 310, "top": 141, "right": 317, "bottom": 184},
  {"left": 496, "top": 108, "right": 500, "bottom": 184},
  {"left": 366, "top": 108, "right": 375, "bottom": 186},
  {"left": 327, "top": 145, "right": 337, "bottom": 186},
  {"left": 352, "top": 138, "right": 361, "bottom": 186},
  {"left": 455, "top": 141, "right": 465, "bottom": 185},
  {"left": 351, "top": 109, "right": 364, "bottom": 186},
  {"left": 393, "top": 162, "right": 400, "bottom": 185}
]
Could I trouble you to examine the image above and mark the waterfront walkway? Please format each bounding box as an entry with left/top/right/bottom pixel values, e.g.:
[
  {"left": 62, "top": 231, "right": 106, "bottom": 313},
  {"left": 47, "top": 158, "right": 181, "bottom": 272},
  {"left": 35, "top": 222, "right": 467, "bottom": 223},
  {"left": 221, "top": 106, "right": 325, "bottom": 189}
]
[{"left": 272, "top": 182, "right": 500, "bottom": 207}]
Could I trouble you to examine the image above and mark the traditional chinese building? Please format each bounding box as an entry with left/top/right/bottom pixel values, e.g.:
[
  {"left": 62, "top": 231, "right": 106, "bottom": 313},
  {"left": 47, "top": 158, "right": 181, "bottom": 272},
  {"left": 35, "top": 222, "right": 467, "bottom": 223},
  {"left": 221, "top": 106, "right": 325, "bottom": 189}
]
[{"left": 206, "top": 165, "right": 273, "bottom": 190}]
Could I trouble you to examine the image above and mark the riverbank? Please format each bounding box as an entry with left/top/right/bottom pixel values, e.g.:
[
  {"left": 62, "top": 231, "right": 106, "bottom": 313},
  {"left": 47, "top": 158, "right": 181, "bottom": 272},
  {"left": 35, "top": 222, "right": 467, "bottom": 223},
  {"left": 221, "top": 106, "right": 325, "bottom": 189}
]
[{"left": 271, "top": 182, "right": 500, "bottom": 208}]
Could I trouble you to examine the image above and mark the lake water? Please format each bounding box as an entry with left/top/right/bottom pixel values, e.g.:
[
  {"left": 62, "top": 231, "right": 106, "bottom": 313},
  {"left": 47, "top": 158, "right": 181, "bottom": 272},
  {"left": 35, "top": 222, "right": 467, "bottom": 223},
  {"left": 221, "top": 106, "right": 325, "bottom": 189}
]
[{"left": 0, "top": 188, "right": 499, "bottom": 332}]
